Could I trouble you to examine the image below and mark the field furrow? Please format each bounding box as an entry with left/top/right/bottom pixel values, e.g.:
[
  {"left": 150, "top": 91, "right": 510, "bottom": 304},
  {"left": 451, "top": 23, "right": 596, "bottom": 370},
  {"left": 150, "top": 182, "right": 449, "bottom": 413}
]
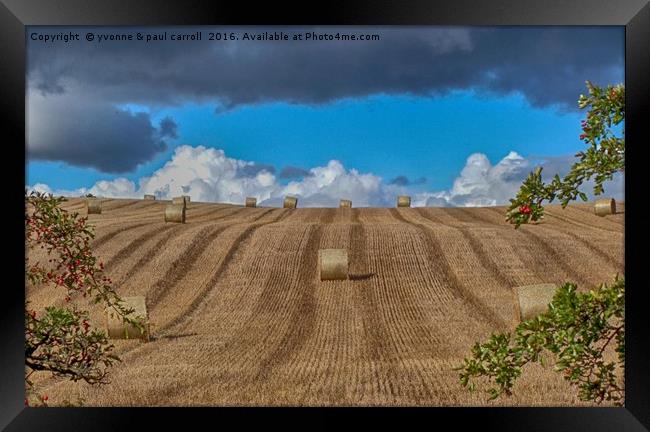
[{"left": 27, "top": 201, "right": 624, "bottom": 406}]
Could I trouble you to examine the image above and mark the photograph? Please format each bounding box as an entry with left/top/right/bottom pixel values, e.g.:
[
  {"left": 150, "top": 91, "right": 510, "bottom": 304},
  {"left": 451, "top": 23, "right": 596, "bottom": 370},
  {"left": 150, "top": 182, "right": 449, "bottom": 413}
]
[{"left": 23, "top": 24, "right": 627, "bottom": 408}]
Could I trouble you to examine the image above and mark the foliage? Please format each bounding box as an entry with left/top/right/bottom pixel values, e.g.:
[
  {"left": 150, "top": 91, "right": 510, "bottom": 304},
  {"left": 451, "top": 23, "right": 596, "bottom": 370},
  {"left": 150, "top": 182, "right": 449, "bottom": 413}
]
[
  {"left": 25, "top": 306, "right": 120, "bottom": 383},
  {"left": 25, "top": 190, "right": 145, "bottom": 405},
  {"left": 456, "top": 276, "right": 624, "bottom": 405},
  {"left": 506, "top": 81, "right": 624, "bottom": 227}
]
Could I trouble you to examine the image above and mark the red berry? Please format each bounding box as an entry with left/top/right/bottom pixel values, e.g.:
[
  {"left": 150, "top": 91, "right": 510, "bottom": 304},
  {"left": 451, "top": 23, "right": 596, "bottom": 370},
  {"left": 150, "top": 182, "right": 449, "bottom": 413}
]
[
  {"left": 24, "top": 398, "right": 29, "bottom": 407},
  {"left": 41, "top": 394, "right": 48, "bottom": 401}
]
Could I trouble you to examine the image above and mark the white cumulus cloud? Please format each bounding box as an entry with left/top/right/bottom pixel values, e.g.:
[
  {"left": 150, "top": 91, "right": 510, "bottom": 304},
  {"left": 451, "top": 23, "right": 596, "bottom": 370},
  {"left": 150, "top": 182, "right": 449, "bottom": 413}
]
[
  {"left": 276, "top": 160, "right": 386, "bottom": 207},
  {"left": 27, "top": 146, "right": 624, "bottom": 207},
  {"left": 422, "top": 151, "right": 531, "bottom": 207},
  {"left": 136, "top": 146, "right": 277, "bottom": 203}
]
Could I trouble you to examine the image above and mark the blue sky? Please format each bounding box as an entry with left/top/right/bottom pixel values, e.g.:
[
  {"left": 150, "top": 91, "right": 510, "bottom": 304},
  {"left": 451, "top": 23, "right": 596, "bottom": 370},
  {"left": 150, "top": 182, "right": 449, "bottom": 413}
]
[
  {"left": 26, "top": 26, "right": 624, "bottom": 206},
  {"left": 28, "top": 91, "right": 586, "bottom": 191}
]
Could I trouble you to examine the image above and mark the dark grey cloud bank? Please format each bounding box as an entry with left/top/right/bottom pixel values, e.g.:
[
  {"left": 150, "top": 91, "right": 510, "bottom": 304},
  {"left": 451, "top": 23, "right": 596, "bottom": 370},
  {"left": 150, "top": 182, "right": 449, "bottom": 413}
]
[
  {"left": 27, "top": 89, "right": 176, "bottom": 172},
  {"left": 27, "top": 26, "right": 624, "bottom": 172}
]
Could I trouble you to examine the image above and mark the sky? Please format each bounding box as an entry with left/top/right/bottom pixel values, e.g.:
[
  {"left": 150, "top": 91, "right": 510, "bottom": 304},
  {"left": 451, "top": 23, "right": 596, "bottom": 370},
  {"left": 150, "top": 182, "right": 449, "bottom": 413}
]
[{"left": 26, "top": 26, "right": 625, "bottom": 207}]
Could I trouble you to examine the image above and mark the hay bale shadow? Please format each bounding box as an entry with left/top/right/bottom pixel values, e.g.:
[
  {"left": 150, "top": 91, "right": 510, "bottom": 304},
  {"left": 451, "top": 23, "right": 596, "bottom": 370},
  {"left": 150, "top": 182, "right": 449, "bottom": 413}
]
[{"left": 349, "top": 272, "right": 375, "bottom": 281}]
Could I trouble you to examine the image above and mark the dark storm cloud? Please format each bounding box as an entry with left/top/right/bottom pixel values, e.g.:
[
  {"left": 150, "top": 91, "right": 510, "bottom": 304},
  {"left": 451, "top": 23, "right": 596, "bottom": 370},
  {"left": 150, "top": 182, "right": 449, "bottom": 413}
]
[
  {"left": 26, "top": 26, "right": 623, "bottom": 170},
  {"left": 27, "top": 26, "right": 623, "bottom": 110},
  {"left": 159, "top": 116, "right": 178, "bottom": 139},
  {"left": 27, "top": 91, "right": 172, "bottom": 172},
  {"left": 279, "top": 166, "right": 312, "bottom": 179},
  {"left": 389, "top": 175, "right": 427, "bottom": 186}
]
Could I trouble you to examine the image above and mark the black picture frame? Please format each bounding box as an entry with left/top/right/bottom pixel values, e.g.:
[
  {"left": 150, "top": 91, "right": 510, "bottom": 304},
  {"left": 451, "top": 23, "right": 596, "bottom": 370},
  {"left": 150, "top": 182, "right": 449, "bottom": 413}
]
[{"left": 2, "top": 0, "right": 649, "bottom": 430}]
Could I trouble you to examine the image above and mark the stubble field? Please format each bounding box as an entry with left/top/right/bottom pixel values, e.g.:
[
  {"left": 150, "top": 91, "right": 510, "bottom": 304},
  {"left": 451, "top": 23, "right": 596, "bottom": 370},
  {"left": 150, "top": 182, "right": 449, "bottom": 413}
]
[{"left": 27, "top": 198, "right": 624, "bottom": 406}]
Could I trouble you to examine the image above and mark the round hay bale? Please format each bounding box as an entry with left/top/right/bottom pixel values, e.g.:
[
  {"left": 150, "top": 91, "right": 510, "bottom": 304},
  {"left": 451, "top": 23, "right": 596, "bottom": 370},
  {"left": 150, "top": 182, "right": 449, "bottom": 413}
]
[
  {"left": 86, "top": 198, "right": 102, "bottom": 214},
  {"left": 245, "top": 197, "right": 257, "bottom": 208},
  {"left": 397, "top": 195, "right": 411, "bottom": 207},
  {"left": 171, "top": 196, "right": 187, "bottom": 207},
  {"left": 106, "top": 296, "right": 150, "bottom": 341},
  {"left": 164, "top": 204, "right": 186, "bottom": 223},
  {"left": 594, "top": 198, "right": 616, "bottom": 216},
  {"left": 318, "top": 249, "right": 348, "bottom": 281},
  {"left": 283, "top": 196, "right": 298, "bottom": 209},
  {"left": 144, "top": 194, "right": 156, "bottom": 200},
  {"left": 515, "top": 283, "right": 557, "bottom": 321},
  {"left": 339, "top": 199, "right": 352, "bottom": 208}
]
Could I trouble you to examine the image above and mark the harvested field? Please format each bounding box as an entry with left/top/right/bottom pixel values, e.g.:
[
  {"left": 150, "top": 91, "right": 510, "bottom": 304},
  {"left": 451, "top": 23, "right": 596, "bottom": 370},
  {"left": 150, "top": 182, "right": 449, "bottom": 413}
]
[{"left": 27, "top": 198, "right": 624, "bottom": 406}]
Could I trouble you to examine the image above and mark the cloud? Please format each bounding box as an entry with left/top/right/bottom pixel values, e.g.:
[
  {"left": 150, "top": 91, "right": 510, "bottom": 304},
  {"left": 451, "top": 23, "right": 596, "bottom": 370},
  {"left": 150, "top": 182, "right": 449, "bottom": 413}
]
[
  {"left": 422, "top": 151, "right": 532, "bottom": 206},
  {"left": 278, "top": 166, "right": 312, "bottom": 179},
  {"left": 414, "top": 151, "right": 624, "bottom": 207},
  {"left": 134, "top": 146, "right": 278, "bottom": 203},
  {"left": 26, "top": 146, "right": 389, "bottom": 206},
  {"left": 28, "top": 27, "right": 623, "bottom": 112},
  {"left": 28, "top": 146, "right": 624, "bottom": 208},
  {"left": 159, "top": 116, "right": 178, "bottom": 139},
  {"left": 278, "top": 160, "right": 387, "bottom": 207},
  {"left": 90, "top": 178, "right": 138, "bottom": 197},
  {"left": 388, "top": 175, "right": 427, "bottom": 186},
  {"left": 27, "top": 182, "right": 90, "bottom": 198},
  {"left": 27, "top": 87, "right": 175, "bottom": 172},
  {"left": 26, "top": 27, "right": 623, "bottom": 172},
  {"left": 240, "top": 164, "right": 276, "bottom": 177}
]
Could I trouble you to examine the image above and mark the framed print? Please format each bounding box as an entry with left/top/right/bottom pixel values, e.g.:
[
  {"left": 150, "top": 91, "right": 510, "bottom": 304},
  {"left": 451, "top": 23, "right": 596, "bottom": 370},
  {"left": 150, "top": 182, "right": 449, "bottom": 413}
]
[{"left": 2, "top": 0, "right": 649, "bottom": 430}]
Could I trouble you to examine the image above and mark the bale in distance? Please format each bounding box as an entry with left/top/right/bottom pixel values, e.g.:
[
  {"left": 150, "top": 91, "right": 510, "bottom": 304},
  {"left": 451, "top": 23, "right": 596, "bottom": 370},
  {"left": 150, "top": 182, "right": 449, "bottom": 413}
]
[
  {"left": 164, "top": 204, "right": 186, "bottom": 223},
  {"left": 172, "top": 196, "right": 187, "bottom": 207},
  {"left": 339, "top": 199, "right": 352, "bottom": 208},
  {"left": 86, "top": 198, "right": 102, "bottom": 214},
  {"left": 245, "top": 197, "right": 257, "bottom": 208},
  {"left": 283, "top": 196, "right": 298, "bottom": 209},
  {"left": 318, "top": 249, "right": 349, "bottom": 281},
  {"left": 515, "top": 283, "right": 557, "bottom": 321},
  {"left": 397, "top": 195, "right": 411, "bottom": 208},
  {"left": 144, "top": 194, "right": 156, "bottom": 200},
  {"left": 594, "top": 198, "right": 616, "bottom": 216},
  {"left": 105, "top": 296, "right": 150, "bottom": 341}
]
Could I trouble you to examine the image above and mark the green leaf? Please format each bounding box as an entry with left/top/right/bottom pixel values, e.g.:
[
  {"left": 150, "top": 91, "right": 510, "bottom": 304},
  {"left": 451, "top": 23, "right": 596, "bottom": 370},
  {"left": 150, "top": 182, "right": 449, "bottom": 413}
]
[{"left": 457, "top": 276, "right": 624, "bottom": 405}]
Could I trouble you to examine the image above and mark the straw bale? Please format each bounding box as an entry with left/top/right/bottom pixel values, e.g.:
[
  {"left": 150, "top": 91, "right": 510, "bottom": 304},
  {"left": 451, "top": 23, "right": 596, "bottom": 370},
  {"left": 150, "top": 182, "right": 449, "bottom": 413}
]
[
  {"left": 165, "top": 204, "right": 186, "bottom": 223},
  {"left": 283, "top": 196, "right": 298, "bottom": 209},
  {"left": 515, "top": 283, "right": 557, "bottom": 321},
  {"left": 319, "top": 249, "right": 349, "bottom": 281},
  {"left": 86, "top": 198, "right": 102, "bottom": 214},
  {"left": 594, "top": 198, "right": 616, "bottom": 216},
  {"left": 106, "top": 296, "right": 150, "bottom": 341},
  {"left": 397, "top": 196, "right": 411, "bottom": 207}
]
